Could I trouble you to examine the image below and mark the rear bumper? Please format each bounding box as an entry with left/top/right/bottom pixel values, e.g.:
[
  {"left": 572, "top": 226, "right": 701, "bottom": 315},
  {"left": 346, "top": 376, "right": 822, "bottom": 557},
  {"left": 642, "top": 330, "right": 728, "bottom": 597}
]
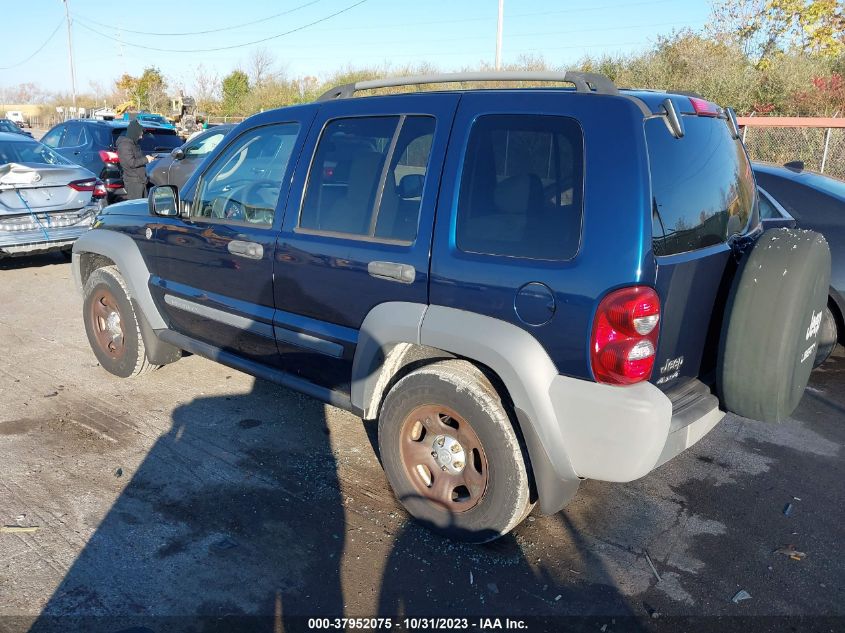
[
  {"left": 550, "top": 376, "right": 723, "bottom": 482},
  {"left": 0, "top": 222, "right": 95, "bottom": 256}
]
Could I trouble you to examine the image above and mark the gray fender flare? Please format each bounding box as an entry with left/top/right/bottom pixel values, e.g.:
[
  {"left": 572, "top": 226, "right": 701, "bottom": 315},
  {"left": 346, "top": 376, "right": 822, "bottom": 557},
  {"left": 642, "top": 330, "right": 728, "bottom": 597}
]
[
  {"left": 72, "top": 229, "right": 165, "bottom": 329},
  {"left": 352, "top": 302, "right": 580, "bottom": 514},
  {"left": 72, "top": 229, "right": 180, "bottom": 365}
]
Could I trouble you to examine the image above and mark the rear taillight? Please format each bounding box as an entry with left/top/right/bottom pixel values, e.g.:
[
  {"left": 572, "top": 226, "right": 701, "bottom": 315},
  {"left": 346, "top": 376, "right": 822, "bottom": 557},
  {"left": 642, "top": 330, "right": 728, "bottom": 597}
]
[
  {"left": 689, "top": 97, "right": 720, "bottom": 117},
  {"left": 591, "top": 286, "right": 661, "bottom": 385},
  {"left": 93, "top": 181, "right": 107, "bottom": 199},
  {"left": 68, "top": 178, "right": 98, "bottom": 192},
  {"left": 99, "top": 149, "right": 120, "bottom": 163}
]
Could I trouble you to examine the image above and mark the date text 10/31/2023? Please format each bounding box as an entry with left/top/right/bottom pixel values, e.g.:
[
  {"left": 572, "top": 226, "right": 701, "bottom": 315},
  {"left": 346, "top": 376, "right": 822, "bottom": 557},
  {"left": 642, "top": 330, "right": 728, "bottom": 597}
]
[{"left": 307, "top": 617, "right": 529, "bottom": 630}]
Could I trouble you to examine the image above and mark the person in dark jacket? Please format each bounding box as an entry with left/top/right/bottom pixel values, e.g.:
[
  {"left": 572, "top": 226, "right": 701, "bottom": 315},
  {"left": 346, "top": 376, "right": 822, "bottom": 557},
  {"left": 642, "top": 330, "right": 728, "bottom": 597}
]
[{"left": 116, "top": 119, "right": 152, "bottom": 200}]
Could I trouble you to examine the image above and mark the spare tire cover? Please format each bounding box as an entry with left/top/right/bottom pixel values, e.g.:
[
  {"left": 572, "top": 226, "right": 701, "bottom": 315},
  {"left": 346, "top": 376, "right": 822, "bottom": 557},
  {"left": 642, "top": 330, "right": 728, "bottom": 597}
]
[{"left": 718, "top": 229, "right": 831, "bottom": 422}]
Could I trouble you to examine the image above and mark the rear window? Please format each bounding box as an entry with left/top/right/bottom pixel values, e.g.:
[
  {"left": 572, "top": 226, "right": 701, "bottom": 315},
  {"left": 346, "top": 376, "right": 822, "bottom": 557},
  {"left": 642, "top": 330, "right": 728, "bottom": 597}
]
[
  {"left": 456, "top": 114, "right": 583, "bottom": 260},
  {"left": 648, "top": 116, "right": 756, "bottom": 256},
  {"left": 0, "top": 139, "right": 71, "bottom": 165},
  {"left": 112, "top": 128, "right": 182, "bottom": 152}
]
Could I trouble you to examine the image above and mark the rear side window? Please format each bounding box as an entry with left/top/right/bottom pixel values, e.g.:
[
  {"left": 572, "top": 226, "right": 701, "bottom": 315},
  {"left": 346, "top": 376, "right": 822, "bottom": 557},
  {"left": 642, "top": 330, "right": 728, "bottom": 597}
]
[
  {"left": 62, "top": 123, "right": 87, "bottom": 147},
  {"left": 648, "top": 116, "right": 756, "bottom": 256},
  {"left": 299, "top": 115, "right": 435, "bottom": 242},
  {"left": 455, "top": 114, "right": 584, "bottom": 260}
]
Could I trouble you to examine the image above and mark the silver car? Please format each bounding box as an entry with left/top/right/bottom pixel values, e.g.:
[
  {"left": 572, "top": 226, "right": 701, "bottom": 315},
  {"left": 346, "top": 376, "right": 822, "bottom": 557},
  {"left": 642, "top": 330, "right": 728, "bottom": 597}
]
[{"left": 0, "top": 132, "right": 105, "bottom": 258}]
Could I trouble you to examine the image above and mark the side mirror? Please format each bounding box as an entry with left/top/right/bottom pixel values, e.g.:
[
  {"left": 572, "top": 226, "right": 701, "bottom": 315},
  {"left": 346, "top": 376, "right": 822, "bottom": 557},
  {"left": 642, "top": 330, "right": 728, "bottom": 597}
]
[
  {"left": 148, "top": 185, "right": 180, "bottom": 217},
  {"left": 171, "top": 147, "right": 185, "bottom": 160},
  {"left": 397, "top": 173, "right": 425, "bottom": 199}
]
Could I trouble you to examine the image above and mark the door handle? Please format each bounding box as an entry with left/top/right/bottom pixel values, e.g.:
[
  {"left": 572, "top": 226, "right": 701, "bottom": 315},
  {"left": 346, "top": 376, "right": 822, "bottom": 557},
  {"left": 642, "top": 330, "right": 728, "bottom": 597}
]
[
  {"left": 367, "top": 261, "right": 415, "bottom": 284},
  {"left": 227, "top": 240, "right": 263, "bottom": 260}
]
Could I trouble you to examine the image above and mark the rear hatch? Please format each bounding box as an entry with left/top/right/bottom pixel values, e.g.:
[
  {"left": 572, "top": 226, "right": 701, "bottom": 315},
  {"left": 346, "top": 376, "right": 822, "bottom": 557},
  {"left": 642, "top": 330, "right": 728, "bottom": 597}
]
[
  {"left": 111, "top": 127, "right": 182, "bottom": 154},
  {"left": 647, "top": 97, "right": 757, "bottom": 390}
]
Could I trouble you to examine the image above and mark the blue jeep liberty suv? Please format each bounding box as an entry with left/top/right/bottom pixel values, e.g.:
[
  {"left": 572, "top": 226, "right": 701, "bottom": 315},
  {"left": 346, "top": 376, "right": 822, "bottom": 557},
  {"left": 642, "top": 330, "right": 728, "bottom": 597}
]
[{"left": 71, "top": 72, "right": 831, "bottom": 542}]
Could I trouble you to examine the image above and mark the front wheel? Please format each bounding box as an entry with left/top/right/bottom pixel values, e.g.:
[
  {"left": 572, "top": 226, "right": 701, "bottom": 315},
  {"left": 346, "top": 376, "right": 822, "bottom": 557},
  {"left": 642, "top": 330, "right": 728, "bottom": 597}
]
[
  {"left": 378, "top": 360, "right": 533, "bottom": 543},
  {"left": 83, "top": 266, "right": 158, "bottom": 378}
]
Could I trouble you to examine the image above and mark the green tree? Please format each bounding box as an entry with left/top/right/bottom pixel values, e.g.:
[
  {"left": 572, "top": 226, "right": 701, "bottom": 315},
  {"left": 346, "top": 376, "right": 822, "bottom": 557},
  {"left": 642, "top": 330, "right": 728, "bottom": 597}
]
[
  {"left": 710, "top": 0, "right": 845, "bottom": 61},
  {"left": 137, "top": 67, "right": 167, "bottom": 112},
  {"left": 222, "top": 70, "right": 250, "bottom": 115},
  {"left": 114, "top": 67, "right": 167, "bottom": 112}
]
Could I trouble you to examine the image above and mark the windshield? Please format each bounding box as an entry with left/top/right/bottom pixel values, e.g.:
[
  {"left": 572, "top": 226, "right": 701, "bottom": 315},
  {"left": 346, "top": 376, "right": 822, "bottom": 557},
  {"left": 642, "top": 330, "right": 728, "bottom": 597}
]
[
  {"left": 113, "top": 129, "right": 182, "bottom": 152},
  {"left": 0, "top": 139, "right": 71, "bottom": 165},
  {"left": 0, "top": 120, "right": 22, "bottom": 133}
]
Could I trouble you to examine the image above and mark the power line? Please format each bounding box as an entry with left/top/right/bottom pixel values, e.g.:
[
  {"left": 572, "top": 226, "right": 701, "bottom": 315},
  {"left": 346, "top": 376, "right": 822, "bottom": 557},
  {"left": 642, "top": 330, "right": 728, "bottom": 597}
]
[
  {"left": 71, "top": 0, "right": 323, "bottom": 37},
  {"left": 73, "top": 0, "right": 369, "bottom": 53},
  {"left": 298, "top": 0, "right": 684, "bottom": 33},
  {"left": 0, "top": 20, "right": 63, "bottom": 70}
]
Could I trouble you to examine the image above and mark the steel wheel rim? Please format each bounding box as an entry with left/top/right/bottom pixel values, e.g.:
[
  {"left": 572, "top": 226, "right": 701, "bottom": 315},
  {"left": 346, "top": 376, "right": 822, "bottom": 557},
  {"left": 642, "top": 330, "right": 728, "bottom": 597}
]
[
  {"left": 90, "top": 288, "right": 125, "bottom": 359},
  {"left": 399, "top": 404, "right": 489, "bottom": 512}
]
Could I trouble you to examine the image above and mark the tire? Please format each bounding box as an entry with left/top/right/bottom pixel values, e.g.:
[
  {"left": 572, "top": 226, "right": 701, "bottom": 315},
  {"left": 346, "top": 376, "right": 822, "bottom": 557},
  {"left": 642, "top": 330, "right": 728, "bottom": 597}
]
[
  {"left": 378, "top": 360, "right": 533, "bottom": 543},
  {"left": 813, "top": 304, "right": 839, "bottom": 368},
  {"left": 718, "top": 229, "right": 831, "bottom": 422},
  {"left": 83, "top": 266, "right": 159, "bottom": 378}
]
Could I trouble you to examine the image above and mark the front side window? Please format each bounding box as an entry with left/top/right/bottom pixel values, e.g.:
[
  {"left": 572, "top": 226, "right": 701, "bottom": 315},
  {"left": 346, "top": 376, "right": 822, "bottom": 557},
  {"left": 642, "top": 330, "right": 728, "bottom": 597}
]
[
  {"left": 192, "top": 122, "right": 300, "bottom": 227},
  {"left": 648, "top": 116, "right": 756, "bottom": 256},
  {"left": 455, "top": 114, "right": 584, "bottom": 260},
  {"left": 299, "top": 115, "right": 435, "bottom": 242},
  {"left": 40, "top": 126, "right": 64, "bottom": 148}
]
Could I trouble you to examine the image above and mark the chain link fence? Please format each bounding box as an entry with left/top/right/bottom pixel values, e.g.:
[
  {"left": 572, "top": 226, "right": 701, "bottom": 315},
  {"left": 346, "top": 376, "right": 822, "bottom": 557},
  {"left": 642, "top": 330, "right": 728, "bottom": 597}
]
[{"left": 741, "top": 122, "right": 845, "bottom": 180}]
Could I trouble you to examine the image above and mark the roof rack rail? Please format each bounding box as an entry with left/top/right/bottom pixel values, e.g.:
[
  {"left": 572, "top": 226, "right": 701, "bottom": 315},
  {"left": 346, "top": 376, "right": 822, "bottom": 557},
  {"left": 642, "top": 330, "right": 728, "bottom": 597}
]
[{"left": 316, "top": 71, "right": 619, "bottom": 101}]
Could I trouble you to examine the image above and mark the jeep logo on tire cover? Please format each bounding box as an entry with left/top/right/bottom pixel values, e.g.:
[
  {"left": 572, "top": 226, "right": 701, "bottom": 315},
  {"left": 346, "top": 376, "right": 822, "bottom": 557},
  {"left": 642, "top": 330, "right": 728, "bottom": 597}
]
[{"left": 806, "top": 310, "right": 822, "bottom": 340}]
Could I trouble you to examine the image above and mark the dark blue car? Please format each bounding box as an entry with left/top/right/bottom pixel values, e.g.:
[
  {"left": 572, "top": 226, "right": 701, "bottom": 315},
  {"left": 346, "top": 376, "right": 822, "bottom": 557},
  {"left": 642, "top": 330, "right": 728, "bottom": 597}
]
[
  {"left": 41, "top": 119, "right": 182, "bottom": 203},
  {"left": 70, "top": 72, "right": 831, "bottom": 541}
]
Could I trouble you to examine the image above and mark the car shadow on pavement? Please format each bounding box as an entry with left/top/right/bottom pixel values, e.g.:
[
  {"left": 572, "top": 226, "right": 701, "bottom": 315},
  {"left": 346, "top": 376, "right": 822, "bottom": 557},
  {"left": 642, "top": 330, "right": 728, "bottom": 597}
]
[
  {"left": 29, "top": 377, "right": 346, "bottom": 633},
  {"left": 27, "top": 373, "right": 642, "bottom": 633},
  {"left": 0, "top": 252, "right": 70, "bottom": 271}
]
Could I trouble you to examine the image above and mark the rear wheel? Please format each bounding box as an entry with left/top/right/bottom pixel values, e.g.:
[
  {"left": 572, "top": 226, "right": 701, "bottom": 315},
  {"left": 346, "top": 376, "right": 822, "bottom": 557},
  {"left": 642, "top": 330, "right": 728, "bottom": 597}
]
[
  {"left": 378, "top": 360, "right": 533, "bottom": 542},
  {"left": 83, "top": 266, "right": 158, "bottom": 378}
]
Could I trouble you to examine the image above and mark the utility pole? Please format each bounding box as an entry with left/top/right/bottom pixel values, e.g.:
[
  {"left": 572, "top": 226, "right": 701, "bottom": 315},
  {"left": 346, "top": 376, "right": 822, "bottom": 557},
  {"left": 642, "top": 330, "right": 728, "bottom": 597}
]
[
  {"left": 495, "top": 0, "right": 504, "bottom": 70},
  {"left": 61, "top": 0, "right": 77, "bottom": 110}
]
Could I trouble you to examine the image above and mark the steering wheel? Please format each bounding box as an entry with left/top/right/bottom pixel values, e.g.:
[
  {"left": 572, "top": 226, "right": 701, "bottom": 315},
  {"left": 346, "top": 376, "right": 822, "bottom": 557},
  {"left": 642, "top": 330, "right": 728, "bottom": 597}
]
[{"left": 211, "top": 179, "right": 277, "bottom": 222}]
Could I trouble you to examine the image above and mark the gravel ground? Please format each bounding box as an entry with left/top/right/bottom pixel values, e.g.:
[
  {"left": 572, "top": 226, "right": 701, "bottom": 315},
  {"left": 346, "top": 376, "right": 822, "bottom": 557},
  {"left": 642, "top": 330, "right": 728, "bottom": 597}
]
[{"left": 0, "top": 252, "right": 842, "bottom": 633}]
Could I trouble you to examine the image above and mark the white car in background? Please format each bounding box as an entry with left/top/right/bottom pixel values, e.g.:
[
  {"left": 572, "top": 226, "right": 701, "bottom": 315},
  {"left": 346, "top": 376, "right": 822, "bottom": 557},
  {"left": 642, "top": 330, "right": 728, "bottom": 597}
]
[{"left": 5, "top": 111, "right": 29, "bottom": 128}]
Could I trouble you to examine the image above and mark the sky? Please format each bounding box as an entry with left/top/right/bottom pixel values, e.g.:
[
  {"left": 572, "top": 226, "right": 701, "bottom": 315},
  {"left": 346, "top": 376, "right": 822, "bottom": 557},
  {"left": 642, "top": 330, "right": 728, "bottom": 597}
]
[{"left": 0, "top": 0, "right": 712, "bottom": 101}]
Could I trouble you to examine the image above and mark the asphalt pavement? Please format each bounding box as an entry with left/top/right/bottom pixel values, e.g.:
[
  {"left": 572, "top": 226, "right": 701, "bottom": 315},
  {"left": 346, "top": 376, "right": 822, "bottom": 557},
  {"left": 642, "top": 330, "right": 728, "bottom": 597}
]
[{"left": 0, "top": 252, "right": 842, "bottom": 633}]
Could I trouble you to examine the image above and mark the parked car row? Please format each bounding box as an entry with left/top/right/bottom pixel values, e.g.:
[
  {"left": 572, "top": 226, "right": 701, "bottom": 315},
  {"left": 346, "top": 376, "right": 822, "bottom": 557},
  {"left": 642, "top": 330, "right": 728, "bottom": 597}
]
[{"left": 39, "top": 119, "right": 183, "bottom": 203}]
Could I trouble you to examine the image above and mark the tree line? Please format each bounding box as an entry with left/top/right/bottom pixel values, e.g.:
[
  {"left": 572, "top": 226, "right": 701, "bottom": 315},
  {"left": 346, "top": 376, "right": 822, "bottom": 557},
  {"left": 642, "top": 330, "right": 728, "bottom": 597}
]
[{"left": 4, "top": 0, "right": 843, "bottom": 120}]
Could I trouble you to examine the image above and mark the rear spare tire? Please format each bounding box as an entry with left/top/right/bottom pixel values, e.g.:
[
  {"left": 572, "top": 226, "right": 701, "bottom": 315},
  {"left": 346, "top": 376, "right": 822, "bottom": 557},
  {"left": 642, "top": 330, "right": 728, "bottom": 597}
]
[{"left": 718, "top": 229, "right": 831, "bottom": 422}]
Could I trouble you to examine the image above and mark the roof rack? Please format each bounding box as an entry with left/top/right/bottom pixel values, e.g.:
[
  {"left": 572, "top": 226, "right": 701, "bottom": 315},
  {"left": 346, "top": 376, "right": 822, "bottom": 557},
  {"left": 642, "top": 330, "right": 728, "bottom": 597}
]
[{"left": 316, "top": 71, "right": 619, "bottom": 101}]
